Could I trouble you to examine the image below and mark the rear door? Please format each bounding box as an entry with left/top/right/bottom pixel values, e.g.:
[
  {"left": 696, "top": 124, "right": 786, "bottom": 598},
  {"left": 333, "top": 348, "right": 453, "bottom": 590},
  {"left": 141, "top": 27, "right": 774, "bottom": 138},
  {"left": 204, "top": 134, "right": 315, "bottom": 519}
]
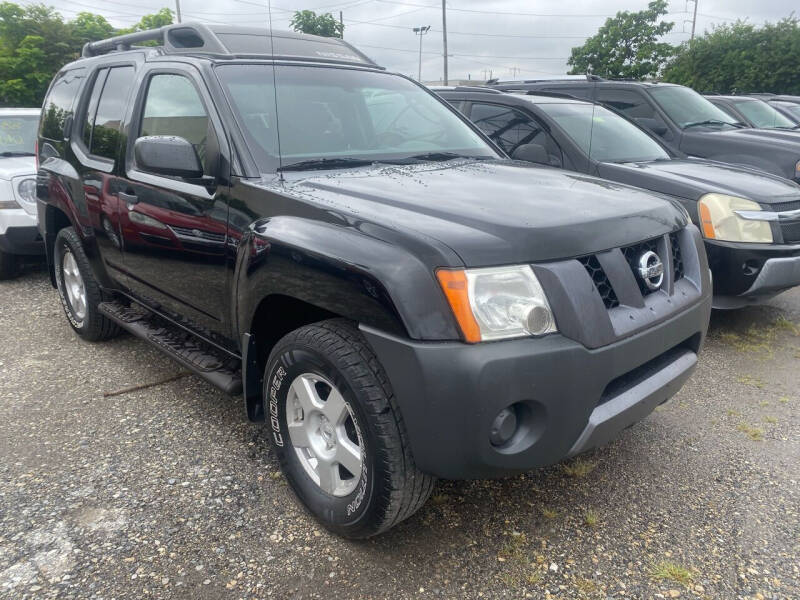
[{"left": 116, "top": 64, "right": 232, "bottom": 340}]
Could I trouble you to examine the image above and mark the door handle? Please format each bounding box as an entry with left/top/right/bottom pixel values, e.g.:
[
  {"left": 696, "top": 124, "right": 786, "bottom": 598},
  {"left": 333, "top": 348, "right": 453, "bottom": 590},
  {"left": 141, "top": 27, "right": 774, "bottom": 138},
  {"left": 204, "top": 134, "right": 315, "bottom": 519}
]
[{"left": 118, "top": 191, "right": 138, "bottom": 207}]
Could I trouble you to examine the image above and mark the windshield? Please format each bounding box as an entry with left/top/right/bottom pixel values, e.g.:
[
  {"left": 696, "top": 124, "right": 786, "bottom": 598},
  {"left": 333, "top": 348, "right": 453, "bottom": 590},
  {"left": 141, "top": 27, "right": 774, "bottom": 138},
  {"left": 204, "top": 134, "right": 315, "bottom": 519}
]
[
  {"left": 0, "top": 114, "right": 39, "bottom": 155},
  {"left": 537, "top": 102, "right": 670, "bottom": 162},
  {"left": 215, "top": 65, "right": 498, "bottom": 172},
  {"left": 735, "top": 99, "right": 796, "bottom": 129},
  {"left": 649, "top": 86, "right": 739, "bottom": 129}
]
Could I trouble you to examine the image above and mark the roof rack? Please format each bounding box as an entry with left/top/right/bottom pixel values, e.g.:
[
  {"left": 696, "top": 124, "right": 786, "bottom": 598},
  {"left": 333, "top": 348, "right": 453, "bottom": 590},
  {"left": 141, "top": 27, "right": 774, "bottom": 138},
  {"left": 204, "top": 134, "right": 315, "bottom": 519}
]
[
  {"left": 521, "top": 90, "right": 587, "bottom": 101},
  {"left": 81, "top": 23, "right": 380, "bottom": 68},
  {"left": 488, "top": 74, "right": 604, "bottom": 86}
]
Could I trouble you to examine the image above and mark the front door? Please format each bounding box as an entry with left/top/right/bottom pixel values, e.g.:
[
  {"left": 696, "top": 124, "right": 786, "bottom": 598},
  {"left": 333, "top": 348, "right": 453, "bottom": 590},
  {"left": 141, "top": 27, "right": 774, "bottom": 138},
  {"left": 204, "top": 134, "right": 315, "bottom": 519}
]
[{"left": 118, "top": 67, "right": 231, "bottom": 341}]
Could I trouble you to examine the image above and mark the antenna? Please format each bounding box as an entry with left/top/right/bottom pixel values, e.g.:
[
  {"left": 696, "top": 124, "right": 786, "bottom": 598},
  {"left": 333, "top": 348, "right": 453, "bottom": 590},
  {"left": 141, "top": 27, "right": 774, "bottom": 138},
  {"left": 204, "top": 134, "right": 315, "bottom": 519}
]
[{"left": 267, "top": 0, "right": 284, "bottom": 179}]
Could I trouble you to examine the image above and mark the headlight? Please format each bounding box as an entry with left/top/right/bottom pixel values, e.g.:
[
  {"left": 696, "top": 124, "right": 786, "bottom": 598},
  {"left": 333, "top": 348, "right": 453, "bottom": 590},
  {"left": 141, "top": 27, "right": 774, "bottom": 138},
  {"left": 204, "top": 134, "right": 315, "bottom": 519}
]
[
  {"left": 697, "top": 193, "right": 773, "bottom": 243},
  {"left": 437, "top": 265, "right": 557, "bottom": 343},
  {"left": 795, "top": 159, "right": 800, "bottom": 179},
  {"left": 128, "top": 210, "right": 168, "bottom": 230},
  {"left": 16, "top": 178, "right": 37, "bottom": 205}
]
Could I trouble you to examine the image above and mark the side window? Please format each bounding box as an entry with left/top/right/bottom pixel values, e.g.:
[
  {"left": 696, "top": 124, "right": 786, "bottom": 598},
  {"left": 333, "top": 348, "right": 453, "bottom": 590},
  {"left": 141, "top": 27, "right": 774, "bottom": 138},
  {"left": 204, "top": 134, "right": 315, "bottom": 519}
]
[
  {"left": 40, "top": 68, "right": 85, "bottom": 141},
  {"left": 84, "top": 66, "right": 135, "bottom": 160},
  {"left": 596, "top": 89, "right": 655, "bottom": 119},
  {"left": 139, "top": 74, "right": 211, "bottom": 171},
  {"left": 469, "top": 103, "right": 562, "bottom": 164}
]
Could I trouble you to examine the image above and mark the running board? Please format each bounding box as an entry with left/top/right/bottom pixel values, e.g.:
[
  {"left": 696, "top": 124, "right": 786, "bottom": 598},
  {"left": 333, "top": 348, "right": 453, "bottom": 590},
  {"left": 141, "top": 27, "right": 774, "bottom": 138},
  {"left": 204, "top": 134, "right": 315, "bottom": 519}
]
[{"left": 99, "top": 300, "right": 242, "bottom": 395}]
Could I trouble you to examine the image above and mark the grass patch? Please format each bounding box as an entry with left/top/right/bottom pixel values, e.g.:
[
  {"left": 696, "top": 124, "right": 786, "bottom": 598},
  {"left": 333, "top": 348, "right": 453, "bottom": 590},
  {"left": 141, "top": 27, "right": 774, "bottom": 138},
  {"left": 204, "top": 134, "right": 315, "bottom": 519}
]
[
  {"left": 269, "top": 470, "right": 283, "bottom": 480},
  {"left": 498, "top": 531, "right": 527, "bottom": 563},
  {"left": 540, "top": 507, "right": 558, "bottom": 519},
  {"left": 737, "top": 423, "right": 764, "bottom": 441},
  {"left": 648, "top": 561, "right": 694, "bottom": 586},
  {"left": 737, "top": 375, "right": 765, "bottom": 389},
  {"left": 726, "top": 409, "right": 741, "bottom": 417},
  {"left": 720, "top": 317, "right": 799, "bottom": 355},
  {"left": 575, "top": 577, "right": 599, "bottom": 595},
  {"left": 584, "top": 510, "right": 600, "bottom": 528},
  {"left": 763, "top": 416, "right": 778, "bottom": 424},
  {"left": 562, "top": 458, "right": 597, "bottom": 478},
  {"left": 779, "top": 396, "right": 790, "bottom": 404},
  {"left": 431, "top": 493, "right": 449, "bottom": 505}
]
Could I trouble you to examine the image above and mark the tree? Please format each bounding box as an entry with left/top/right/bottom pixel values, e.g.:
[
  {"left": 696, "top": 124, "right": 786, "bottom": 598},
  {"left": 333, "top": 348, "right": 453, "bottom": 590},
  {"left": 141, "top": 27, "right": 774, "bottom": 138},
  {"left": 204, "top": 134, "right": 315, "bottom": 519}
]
[
  {"left": 0, "top": 3, "right": 174, "bottom": 107},
  {"left": 567, "top": 0, "right": 675, "bottom": 79},
  {"left": 663, "top": 17, "right": 800, "bottom": 94},
  {"left": 289, "top": 10, "right": 343, "bottom": 38}
]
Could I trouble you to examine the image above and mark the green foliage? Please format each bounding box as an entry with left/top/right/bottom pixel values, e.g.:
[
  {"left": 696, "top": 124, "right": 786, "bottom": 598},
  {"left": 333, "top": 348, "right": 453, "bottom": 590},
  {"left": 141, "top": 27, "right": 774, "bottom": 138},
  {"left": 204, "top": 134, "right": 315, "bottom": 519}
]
[
  {"left": 0, "top": 2, "right": 173, "bottom": 107},
  {"left": 663, "top": 17, "right": 800, "bottom": 94},
  {"left": 568, "top": 0, "right": 675, "bottom": 79},
  {"left": 289, "top": 10, "right": 343, "bottom": 38}
]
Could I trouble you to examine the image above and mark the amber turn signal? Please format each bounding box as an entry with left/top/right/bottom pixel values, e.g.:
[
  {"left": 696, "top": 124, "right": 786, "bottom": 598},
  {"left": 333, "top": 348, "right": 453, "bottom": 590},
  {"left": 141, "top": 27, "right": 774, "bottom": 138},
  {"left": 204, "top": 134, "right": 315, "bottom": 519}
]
[{"left": 436, "top": 269, "right": 481, "bottom": 343}]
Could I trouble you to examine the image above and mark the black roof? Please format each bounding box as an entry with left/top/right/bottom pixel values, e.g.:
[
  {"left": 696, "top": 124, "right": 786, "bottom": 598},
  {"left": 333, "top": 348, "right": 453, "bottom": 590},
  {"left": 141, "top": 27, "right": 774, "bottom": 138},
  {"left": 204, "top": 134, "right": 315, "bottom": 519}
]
[{"left": 80, "top": 23, "right": 380, "bottom": 69}]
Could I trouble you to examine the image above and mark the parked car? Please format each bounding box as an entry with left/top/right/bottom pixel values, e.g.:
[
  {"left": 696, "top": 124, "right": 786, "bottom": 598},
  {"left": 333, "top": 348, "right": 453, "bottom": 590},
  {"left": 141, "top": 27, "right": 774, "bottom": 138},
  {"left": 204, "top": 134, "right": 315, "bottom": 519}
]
[
  {"left": 488, "top": 78, "right": 800, "bottom": 184},
  {"left": 705, "top": 95, "right": 799, "bottom": 130},
  {"left": 0, "top": 108, "right": 42, "bottom": 279},
  {"left": 763, "top": 97, "right": 800, "bottom": 126},
  {"left": 437, "top": 87, "right": 800, "bottom": 308},
  {"left": 37, "top": 24, "right": 711, "bottom": 538}
]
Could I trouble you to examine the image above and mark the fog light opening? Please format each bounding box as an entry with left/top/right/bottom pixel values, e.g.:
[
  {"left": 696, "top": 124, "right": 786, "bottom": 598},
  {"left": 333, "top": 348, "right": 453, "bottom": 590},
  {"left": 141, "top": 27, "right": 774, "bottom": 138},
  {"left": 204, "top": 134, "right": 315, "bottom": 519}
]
[{"left": 490, "top": 405, "right": 519, "bottom": 447}]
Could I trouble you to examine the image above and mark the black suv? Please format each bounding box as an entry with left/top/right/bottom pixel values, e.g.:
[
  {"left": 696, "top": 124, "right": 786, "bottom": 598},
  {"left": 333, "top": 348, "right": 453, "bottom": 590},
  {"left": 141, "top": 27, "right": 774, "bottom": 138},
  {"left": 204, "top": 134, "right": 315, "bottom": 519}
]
[
  {"left": 437, "top": 87, "right": 800, "bottom": 308},
  {"left": 37, "top": 24, "right": 711, "bottom": 538},
  {"left": 705, "top": 95, "right": 800, "bottom": 131},
  {"left": 490, "top": 78, "right": 800, "bottom": 183}
]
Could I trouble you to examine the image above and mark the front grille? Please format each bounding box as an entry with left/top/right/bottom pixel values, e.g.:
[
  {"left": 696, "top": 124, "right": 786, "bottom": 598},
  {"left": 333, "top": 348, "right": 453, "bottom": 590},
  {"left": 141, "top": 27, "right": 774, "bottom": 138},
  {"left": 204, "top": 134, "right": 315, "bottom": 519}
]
[
  {"left": 579, "top": 255, "right": 619, "bottom": 309},
  {"left": 621, "top": 237, "right": 660, "bottom": 296},
  {"left": 169, "top": 226, "right": 226, "bottom": 244},
  {"left": 781, "top": 221, "right": 800, "bottom": 243},
  {"left": 670, "top": 232, "right": 684, "bottom": 281}
]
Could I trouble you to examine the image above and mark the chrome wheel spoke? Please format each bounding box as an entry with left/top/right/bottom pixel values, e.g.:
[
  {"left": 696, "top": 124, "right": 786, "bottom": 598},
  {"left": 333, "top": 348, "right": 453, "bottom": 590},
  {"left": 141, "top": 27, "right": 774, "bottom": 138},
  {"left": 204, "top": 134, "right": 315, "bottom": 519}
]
[
  {"left": 287, "top": 420, "right": 312, "bottom": 449},
  {"left": 334, "top": 437, "right": 362, "bottom": 477},
  {"left": 322, "top": 388, "right": 349, "bottom": 426},
  {"left": 315, "top": 459, "right": 338, "bottom": 495},
  {"left": 61, "top": 250, "right": 87, "bottom": 321},
  {"left": 291, "top": 377, "right": 322, "bottom": 413}
]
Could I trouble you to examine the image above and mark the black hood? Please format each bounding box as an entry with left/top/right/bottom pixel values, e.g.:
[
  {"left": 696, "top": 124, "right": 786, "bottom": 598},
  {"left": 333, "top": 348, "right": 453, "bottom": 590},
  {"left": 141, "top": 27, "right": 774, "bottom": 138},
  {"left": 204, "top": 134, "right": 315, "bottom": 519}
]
[
  {"left": 279, "top": 159, "right": 687, "bottom": 267},
  {"left": 598, "top": 158, "right": 800, "bottom": 206}
]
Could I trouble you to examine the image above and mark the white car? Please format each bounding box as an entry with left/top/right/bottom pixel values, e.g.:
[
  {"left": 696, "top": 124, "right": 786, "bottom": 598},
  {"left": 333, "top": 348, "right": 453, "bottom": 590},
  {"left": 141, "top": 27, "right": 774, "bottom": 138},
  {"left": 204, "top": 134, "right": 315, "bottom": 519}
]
[{"left": 0, "top": 108, "right": 41, "bottom": 279}]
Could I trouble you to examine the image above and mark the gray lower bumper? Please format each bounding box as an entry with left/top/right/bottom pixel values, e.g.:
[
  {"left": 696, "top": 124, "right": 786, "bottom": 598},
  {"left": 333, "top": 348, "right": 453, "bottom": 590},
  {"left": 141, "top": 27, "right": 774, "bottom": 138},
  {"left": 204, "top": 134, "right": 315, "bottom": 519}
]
[
  {"left": 743, "top": 255, "right": 800, "bottom": 297},
  {"left": 568, "top": 350, "right": 697, "bottom": 456}
]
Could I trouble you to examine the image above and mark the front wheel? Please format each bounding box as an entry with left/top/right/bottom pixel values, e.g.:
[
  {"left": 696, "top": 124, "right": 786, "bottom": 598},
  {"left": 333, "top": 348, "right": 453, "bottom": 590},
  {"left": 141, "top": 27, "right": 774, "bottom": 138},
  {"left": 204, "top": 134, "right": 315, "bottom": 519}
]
[{"left": 264, "top": 319, "right": 435, "bottom": 538}]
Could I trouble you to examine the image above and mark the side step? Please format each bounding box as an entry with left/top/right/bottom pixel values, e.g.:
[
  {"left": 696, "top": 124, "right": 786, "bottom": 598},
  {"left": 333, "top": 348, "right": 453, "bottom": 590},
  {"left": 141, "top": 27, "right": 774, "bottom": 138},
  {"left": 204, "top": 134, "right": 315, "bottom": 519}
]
[{"left": 99, "top": 300, "right": 242, "bottom": 395}]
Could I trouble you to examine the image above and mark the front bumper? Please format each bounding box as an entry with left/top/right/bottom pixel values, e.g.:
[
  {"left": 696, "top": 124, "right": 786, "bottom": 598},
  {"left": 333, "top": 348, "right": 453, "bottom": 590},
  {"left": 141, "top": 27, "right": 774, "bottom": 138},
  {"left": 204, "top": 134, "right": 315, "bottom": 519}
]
[
  {"left": 0, "top": 208, "right": 43, "bottom": 256},
  {"left": 362, "top": 291, "right": 711, "bottom": 480},
  {"left": 705, "top": 240, "right": 800, "bottom": 308}
]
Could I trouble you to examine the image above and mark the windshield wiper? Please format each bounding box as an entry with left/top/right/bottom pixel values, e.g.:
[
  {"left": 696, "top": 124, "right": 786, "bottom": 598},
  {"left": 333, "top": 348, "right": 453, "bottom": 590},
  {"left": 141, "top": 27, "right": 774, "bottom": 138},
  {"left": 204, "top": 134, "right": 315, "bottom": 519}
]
[
  {"left": 394, "top": 152, "right": 493, "bottom": 164},
  {"left": 277, "top": 157, "right": 376, "bottom": 172},
  {"left": 0, "top": 151, "right": 35, "bottom": 157},
  {"left": 683, "top": 119, "right": 743, "bottom": 129}
]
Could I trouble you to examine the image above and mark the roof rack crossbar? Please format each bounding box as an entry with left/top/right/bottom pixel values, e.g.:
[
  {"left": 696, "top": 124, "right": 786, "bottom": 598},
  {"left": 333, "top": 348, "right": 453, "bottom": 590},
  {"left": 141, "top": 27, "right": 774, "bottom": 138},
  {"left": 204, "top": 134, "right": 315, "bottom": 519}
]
[{"left": 83, "top": 27, "right": 168, "bottom": 57}]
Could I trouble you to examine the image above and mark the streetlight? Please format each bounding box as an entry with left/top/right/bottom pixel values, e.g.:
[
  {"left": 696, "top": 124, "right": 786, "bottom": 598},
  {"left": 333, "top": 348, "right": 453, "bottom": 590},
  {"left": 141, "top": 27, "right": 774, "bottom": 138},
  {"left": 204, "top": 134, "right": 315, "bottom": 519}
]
[{"left": 412, "top": 25, "right": 431, "bottom": 82}]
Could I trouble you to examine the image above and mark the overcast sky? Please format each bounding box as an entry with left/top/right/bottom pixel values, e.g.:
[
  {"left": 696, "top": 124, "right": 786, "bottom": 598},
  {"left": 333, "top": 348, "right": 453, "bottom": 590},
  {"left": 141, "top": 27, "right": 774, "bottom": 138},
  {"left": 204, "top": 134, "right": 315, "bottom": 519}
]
[{"left": 40, "top": 0, "right": 798, "bottom": 81}]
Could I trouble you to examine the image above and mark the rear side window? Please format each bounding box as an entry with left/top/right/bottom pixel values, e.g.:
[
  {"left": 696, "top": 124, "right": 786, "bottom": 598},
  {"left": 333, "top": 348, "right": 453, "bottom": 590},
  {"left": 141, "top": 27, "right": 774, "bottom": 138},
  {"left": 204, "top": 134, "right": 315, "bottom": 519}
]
[
  {"left": 469, "top": 102, "right": 562, "bottom": 164},
  {"left": 596, "top": 89, "right": 655, "bottom": 119},
  {"left": 40, "top": 68, "right": 85, "bottom": 141},
  {"left": 87, "top": 66, "right": 136, "bottom": 160},
  {"left": 139, "top": 74, "right": 211, "bottom": 170}
]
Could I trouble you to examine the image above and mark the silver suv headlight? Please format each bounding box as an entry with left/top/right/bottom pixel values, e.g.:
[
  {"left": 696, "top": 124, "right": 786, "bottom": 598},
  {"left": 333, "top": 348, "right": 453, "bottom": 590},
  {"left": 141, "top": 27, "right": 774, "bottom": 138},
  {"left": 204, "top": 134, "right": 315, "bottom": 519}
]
[
  {"left": 698, "top": 193, "right": 773, "bottom": 243},
  {"left": 10, "top": 176, "right": 37, "bottom": 215},
  {"left": 437, "top": 265, "right": 557, "bottom": 343}
]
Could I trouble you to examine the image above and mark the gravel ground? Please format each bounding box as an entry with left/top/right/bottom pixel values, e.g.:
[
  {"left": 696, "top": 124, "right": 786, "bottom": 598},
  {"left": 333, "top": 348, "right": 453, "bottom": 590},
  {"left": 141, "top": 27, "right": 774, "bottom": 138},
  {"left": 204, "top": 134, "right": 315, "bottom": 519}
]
[{"left": 1, "top": 268, "right": 798, "bottom": 600}]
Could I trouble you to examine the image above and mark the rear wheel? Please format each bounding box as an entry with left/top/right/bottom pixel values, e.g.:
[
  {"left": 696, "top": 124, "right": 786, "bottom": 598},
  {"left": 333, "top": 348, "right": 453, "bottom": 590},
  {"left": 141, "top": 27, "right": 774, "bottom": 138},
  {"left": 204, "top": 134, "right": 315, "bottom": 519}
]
[
  {"left": 54, "top": 227, "right": 120, "bottom": 341},
  {"left": 264, "top": 319, "right": 435, "bottom": 538},
  {"left": 0, "top": 249, "right": 20, "bottom": 280}
]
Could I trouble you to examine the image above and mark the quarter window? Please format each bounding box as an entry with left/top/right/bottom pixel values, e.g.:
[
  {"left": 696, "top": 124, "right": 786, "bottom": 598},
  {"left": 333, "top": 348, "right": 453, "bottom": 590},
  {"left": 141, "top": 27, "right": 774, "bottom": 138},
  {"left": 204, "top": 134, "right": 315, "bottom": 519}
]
[
  {"left": 139, "top": 74, "right": 211, "bottom": 170},
  {"left": 41, "top": 68, "right": 85, "bottom": 141},
  {"left": 596, "top": 90, "right": 655, "bottom": 120}
]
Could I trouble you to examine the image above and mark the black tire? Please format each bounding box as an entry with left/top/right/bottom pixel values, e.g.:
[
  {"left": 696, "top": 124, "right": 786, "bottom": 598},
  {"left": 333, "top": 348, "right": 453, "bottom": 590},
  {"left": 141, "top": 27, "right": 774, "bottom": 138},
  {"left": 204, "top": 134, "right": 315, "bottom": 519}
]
[
  {"left": 264, "top": 319, "right": 435, "bottom": 538},
  {"left": 54, "top": 227, "right": 121, "bottom": 342},
  {"left": 0, "top": 249, "right": 20, "bottom": 280}
]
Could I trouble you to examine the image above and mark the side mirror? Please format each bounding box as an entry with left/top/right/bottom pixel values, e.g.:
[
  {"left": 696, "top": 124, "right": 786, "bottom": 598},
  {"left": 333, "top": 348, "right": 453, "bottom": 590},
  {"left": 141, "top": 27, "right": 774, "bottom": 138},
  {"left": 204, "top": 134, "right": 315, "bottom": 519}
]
[
  {"left": 512, "top": 143, "right": 550, "bottom": 165},
  {"left": 134, "top": 136, "right": 204, "bottom": 180},
  {"left": 634, "top": 117, "right": 668, "bottom": 136}
]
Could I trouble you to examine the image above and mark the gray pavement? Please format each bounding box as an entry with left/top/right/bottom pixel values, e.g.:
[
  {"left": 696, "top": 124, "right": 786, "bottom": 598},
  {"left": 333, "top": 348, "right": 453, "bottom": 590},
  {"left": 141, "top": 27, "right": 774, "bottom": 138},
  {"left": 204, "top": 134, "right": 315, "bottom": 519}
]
[{"left": 1, "top": 269, "right": 798, "bottom": 599}]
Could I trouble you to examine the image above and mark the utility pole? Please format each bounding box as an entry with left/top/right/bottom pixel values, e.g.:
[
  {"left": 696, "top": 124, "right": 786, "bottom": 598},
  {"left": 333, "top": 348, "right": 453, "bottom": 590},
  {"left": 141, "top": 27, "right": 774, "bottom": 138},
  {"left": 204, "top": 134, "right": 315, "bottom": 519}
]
[
  {"left": 441, "top": 0, "right": 448, "bottom": 85},
  {"left": 413, "top": 26, "right": 431, "bottom": 81},
  {"left": 688, "top": 0, "right": 698, "bottom": 41},
  {"left": 175, "top": 0, "right": 182, "bottom": 23},
  {"left": 339, "top": 11, "right": 344, "bottom": 38}
]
